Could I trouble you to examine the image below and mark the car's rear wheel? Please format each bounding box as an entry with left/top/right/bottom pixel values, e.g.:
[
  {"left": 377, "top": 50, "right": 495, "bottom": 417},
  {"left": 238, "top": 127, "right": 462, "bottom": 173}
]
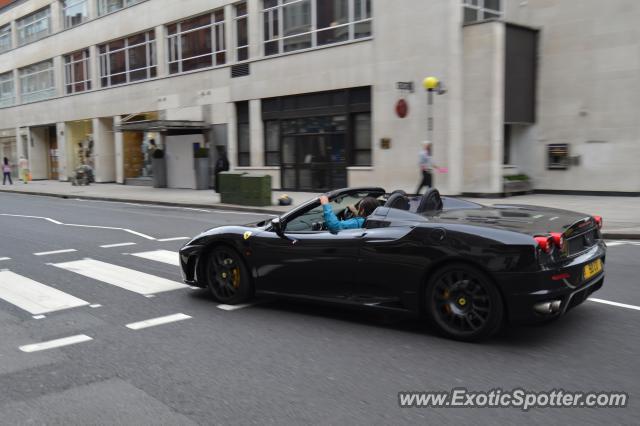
[
  {"left": 425, "top": 263, "right": 503, "bottom": 341},
  {"left": 205, "top": 246, "right": 252, "bottom": 304}
]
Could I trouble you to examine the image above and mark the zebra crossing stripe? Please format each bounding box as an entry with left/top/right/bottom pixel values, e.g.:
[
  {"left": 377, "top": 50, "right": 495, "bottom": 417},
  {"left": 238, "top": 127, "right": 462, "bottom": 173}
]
[
  {"left": 0, "top": 270, "right": 89, "bottom": 315},
  {"left": 130, "top": 250, "right": 180, "bottom": 266},
  {"left": 51, "top": 258, "right": 188, "bottom": 295}
]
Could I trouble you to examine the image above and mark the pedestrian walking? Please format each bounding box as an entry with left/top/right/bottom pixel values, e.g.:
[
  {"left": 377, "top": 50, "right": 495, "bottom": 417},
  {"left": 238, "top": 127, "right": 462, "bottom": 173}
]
[
  {"left": 2, "top": 157, "right": 12, "bottom": 185},
  {"left": 416, "top": 142, "right": 437, "bottom": 195},
  {"left": 214, "top": 147, "right": 230, "bottom": 192}
]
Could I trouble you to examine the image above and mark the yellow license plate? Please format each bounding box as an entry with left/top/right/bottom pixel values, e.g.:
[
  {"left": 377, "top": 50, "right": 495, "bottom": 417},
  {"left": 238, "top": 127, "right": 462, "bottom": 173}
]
[{"left": 583, "top": 259, "right": 603, "bottom": 280}]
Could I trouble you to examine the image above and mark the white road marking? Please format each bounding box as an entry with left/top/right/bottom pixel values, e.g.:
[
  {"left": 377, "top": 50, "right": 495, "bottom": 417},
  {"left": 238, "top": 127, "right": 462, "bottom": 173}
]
[
  {"left": 100, "top": 242, "right": 137, "bottom": 248},
  {"left": 144, "top": 295, "right": 156, "bottom": 298},
  {"left": 0, "top": 257, "right": 10, "bottom": 261},
  {"left": 605, "top": 242, "right": 623, "bottom": 247},
  {"left": 130, "top": 250, "right": 180, "bottom": 266},
  {"left": 126, "top": 313, "right": 191, "bottom": 330},
  {"left": 73, "top": 199, "right": 277, "bottom": 216},
  {"left": 217, "top": 303, "right": 254, "bottom": 311},
  {"left": 589, "top": 298, "right": 640, "bottom": 312},
  {"left": 32, "top": 315, "right": 46, "bottom": 319},
  {"left": 157, "top": 237, "right": 190, "bottom": 242},
  {"left": 0, "top": 214, "right": 157, "bottom": 240},
  {"left": 89, "top": 304, "right": 102, "bottom": 308},
  {"left": 51, "top": 258, "right": 188, "bottom": 295},
  {"left": 0, "top": 270, "right": 89, "bottom": 315},
  {"left": 549, "top": 216, "right": 559, "bottom": 221},
  {"left": 19, "top": 334, "right": 93, "bottom": 353},
  {"left": 34, "top": 249, "right": 77, "bottom": 256}
]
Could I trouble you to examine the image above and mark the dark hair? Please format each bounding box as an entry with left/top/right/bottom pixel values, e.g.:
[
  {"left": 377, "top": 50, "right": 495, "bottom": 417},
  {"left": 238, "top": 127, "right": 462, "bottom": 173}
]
[
  {"left": 358, "top": 197, "right": 379, "bottom": 217},
  {"left": 3, "top": 157, "right": 8, "bottom": 165}
]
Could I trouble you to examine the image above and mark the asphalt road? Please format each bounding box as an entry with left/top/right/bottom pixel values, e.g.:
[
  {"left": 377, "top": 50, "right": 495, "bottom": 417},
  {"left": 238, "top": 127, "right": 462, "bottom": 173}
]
[{"left": 0, "top": 192, "right": 638, "bottom": 425}]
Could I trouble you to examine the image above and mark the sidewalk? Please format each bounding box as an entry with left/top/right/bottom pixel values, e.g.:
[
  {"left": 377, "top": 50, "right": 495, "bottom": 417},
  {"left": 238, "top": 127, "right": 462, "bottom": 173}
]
[{"left": 1, "top": 180, "right": 639, "bottom": 239}]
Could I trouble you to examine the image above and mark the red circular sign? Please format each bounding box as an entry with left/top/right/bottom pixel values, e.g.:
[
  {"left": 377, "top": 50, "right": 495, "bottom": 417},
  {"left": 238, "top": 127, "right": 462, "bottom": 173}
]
[{"left": 396, "top": 99, "right": 409, "bottom": 118}]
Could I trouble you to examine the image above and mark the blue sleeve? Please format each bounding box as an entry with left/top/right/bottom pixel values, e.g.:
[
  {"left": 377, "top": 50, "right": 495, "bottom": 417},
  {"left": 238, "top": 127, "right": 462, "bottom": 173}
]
[{"left": 322, "top": 204, "right": 364, "bottom": 232}]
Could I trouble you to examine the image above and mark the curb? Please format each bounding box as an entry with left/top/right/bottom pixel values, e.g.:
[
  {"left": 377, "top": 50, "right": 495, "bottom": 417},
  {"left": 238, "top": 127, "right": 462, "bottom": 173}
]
[
  {"left": 2, "top": 188, "right": 640, "bottom": 239},
  {"left": 0, "top": 188, "right": 284, "bottom": 216}
]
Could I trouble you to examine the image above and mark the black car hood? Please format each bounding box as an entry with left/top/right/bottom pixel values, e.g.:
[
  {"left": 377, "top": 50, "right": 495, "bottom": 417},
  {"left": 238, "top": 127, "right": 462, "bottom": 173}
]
[{"left": 430, "top": 204, "right": 594, "bottom": 236}]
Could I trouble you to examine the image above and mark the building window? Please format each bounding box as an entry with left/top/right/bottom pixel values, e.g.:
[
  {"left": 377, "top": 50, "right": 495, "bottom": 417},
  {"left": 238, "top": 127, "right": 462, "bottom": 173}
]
[
  {"left": 263, "top": 0, "right": 371, "bottom": 56},
  {"left": 352, "top": 113, "right": 371, "bottom": 166},
  {"left": 64, "top": 49, "right": 91, "bottom": 94},
  {"left": 17, "top": 8, "right": 51, "bottom": 46},
  {"left": 99, "top": 30, "right": 156, "bottom": 87},
  {"left": 462, "top": 0, "right": 502, "bottom": 24},
  {"left": 264, "top": 120, "right": 280, "bottom": 165},
  {"left": 235, "top": 2, "right": 249, "bottom": 61},
  {"left": 167, "top": 10, "right": 226, "bottom": 75},
  {"left": 62, "top": 0, "right": 89, "bottom": 28},
  {"left": 237, "top": 101, "right": 250, "bottom": 166},
  {"left": 0, "top": 24, "right": 11, "bottom": 53},
  {"left": 19, "top": 60, "right": 56, "bottom": 103},
  {"left": 0, "top": 72, "right": 15, "bottom": 108},
  {"left": 98, "top": 0, "right": 143, "bottom": 16}
]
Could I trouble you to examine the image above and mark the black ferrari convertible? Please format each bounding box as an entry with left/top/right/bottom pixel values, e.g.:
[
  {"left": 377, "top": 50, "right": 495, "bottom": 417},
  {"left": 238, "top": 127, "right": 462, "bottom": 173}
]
[{"left": 179, "top": 187, "right": 606, "bottom": 341}]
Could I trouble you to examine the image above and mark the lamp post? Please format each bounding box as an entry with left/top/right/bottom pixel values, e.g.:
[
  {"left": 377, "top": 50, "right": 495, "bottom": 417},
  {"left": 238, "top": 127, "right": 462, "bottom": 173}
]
[{"left": 422, "top": 76, "right": 443, "bottom": 146}]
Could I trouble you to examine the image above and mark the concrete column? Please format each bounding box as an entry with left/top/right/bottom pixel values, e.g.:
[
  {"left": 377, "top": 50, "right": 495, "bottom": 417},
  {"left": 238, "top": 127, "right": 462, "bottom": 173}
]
[
  {"left": 249, "top": 99, "right": 263, "bottom": 167},
  {"left": 56, "top": 122, "right": 67, "bottom": 181},
  {"left": 16, "top": 127, "right": 26, "bottom": 159},
  {"left": 87, "top": 0, "right": 98, "bottom": 20},
  {"left": 28, "top": 127, "right": 48, "bottom": 180},
  {"left": 12, "top": 69, "right": 20, "bottom": 105},
  {"left": 50, "top": 1, "right": 62, "bottom": 34},
  {"left": 93, "top": 117, "right": 116, "bottom": 182},
  {"left": 247, "top": 0, "right": 261, "bottom": 59},
  {"left": 154, "top": 25, "right": 167, "bottom": 77},
  {"left": 224, "top": 4, "right": 234, "bottom": 63},
  {"left": 64, "top": 122, "right": 75, "bottom": 178},
  {"left": 226, "top": 103, "right": 237, "bottom": 169},
  {"left": 10, "top": 21, "right": 18, "bottom": 48},
  {"left": 446, "top": 0, "right": 464, "bottom": 195},
  {"left": 52, "top": 56, "right": 64, "bottom": 97},
  {"left": 89, "top": 45, "right": 100, "bottom": 90},
  {"left": 114, "top": 116, "right": 124, "bottom": 183}
]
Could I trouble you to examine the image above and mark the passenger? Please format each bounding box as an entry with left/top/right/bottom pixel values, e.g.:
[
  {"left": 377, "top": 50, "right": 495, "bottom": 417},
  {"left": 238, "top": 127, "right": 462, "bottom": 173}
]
[{"left": 319, "top": 195, "right": 379, "bottom": 232}]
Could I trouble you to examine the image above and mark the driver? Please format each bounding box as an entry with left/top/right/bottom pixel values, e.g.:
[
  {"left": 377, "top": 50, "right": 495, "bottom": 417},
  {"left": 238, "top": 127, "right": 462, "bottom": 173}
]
[{"left": 319, "top": 195, "right": 379, "bottom": 232}]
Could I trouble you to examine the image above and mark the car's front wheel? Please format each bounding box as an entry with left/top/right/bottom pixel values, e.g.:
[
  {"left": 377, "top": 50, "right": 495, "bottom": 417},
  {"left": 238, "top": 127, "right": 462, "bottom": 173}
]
[
  {"left": 425, "top": 263, "right": 504, "bottom": 341},
  {"left": 205, "top": 246, "right": 253, "bottom": 304}
]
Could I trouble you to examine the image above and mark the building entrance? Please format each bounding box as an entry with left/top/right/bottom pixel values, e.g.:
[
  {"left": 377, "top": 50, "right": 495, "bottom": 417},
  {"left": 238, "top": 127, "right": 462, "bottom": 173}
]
[{"left": 281, "top": 126, "right": 347, "bottom": 191}]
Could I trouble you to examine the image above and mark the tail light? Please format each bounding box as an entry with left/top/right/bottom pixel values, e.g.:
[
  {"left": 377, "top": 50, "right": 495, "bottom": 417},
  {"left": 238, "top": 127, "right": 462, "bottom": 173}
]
[
  {"left": 593, "top": 215, "right": 603, "bottom": 229},
  {"left": 550, "top": 232, "right": 566, "bottom": 251},
  {"left": 534, "top": 236, "right": 554, "bottom": 254}
]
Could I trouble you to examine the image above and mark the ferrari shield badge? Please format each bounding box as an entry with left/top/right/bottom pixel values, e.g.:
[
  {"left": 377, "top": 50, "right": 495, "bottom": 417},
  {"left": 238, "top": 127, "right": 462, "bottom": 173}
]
[{"left": 243, "top": 231, "right": 253, "bottom": 240}]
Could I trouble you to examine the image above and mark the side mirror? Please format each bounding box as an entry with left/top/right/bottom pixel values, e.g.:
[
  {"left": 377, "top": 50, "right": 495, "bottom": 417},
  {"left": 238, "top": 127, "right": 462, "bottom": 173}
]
[{"left": 271, "top": 217, "right": 285, "bottom": 238}]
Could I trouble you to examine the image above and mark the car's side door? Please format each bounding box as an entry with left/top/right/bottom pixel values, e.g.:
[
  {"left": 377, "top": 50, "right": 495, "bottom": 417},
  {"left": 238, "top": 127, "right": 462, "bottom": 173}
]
[
  {"left": 353, "top": 225, "right": 428, "bottom": 309},
  {"left": 250, "top": 204, "right": 363, "bottom": 300}
]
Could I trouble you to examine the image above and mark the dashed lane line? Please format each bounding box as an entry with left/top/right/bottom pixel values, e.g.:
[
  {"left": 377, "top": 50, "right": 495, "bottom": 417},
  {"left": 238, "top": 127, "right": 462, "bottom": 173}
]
[
  {"left": 19, "top": 334, "right": 93, "bottom": 353},
  {"left": 34, "top": 249, "right": 77, "bottom": 256},
  {"left": 100, "top": 242, "right": 137, "bottom": 248},
  {"left": 0, "top": 257, "right": 10, "bottom": 261},
  {"left": 126, "top": 313, "right": 191, "bottom": 330},
  {"left": 157, "top": 237, "right": 190, "bottom": 242}
]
